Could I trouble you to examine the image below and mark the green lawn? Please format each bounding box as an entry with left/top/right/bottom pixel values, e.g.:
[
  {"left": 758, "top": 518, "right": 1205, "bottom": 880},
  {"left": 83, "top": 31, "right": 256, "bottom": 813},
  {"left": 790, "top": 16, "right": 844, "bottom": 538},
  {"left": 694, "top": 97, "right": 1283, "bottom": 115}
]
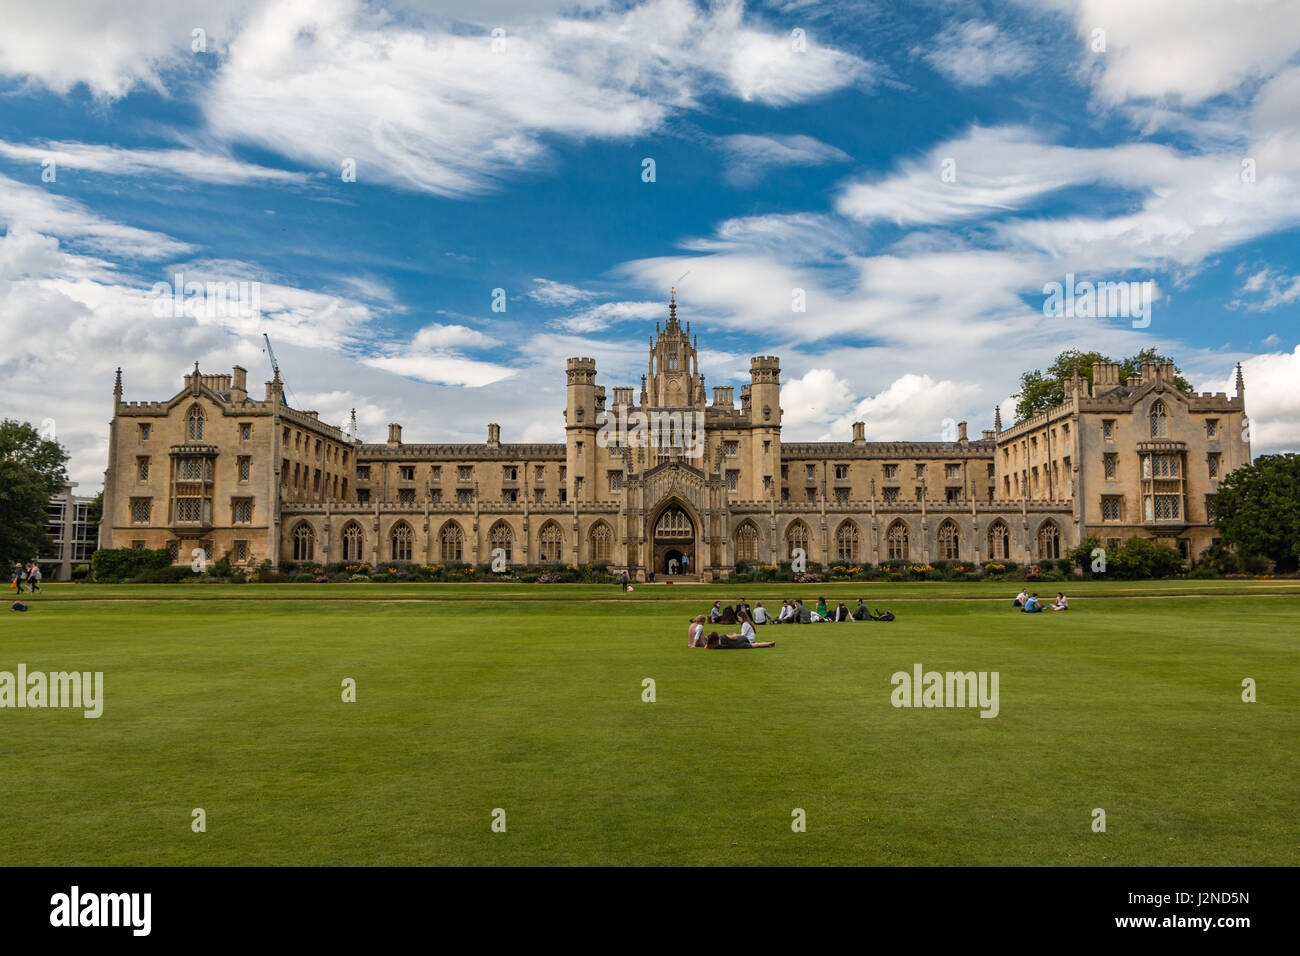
[{"left": 2, "top": 581, "right": 1296, "bottom": 865}]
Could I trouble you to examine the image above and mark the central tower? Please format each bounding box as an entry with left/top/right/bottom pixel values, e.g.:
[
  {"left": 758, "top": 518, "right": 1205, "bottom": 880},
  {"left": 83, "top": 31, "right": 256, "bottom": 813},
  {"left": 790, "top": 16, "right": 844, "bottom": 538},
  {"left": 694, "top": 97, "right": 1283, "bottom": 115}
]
[{"left": 646, "top": 291, "right": 704, "bottom": 409}]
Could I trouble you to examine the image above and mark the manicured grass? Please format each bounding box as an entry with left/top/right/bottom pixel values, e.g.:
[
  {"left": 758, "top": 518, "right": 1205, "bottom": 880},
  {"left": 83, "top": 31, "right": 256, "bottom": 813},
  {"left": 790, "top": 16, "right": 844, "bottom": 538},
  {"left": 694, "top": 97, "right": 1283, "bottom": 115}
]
[{"left": 2, "top": 582, "right": 1295, "bottom": 865}]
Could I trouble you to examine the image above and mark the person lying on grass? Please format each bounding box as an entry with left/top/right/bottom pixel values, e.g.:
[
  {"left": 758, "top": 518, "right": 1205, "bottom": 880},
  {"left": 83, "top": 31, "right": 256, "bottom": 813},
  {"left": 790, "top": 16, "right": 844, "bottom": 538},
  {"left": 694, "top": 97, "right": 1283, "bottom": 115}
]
[{"left": 719, "top": 611, "right": 775, "bottom": 648}]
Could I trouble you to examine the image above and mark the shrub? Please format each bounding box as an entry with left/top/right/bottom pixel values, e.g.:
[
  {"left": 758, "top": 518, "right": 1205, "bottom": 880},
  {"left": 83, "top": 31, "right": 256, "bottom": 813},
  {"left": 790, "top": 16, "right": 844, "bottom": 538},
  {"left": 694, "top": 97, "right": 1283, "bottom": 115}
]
[
  {"left": 292, "top": 572, "right": 315, "bottom": 583},
  {"left": 133, "top": 566, "right": 197, "bottom": 583},
  {"left": 91, "top": 547, "right": 171, "bottom": 582},
  {"left": 1187, "top": 564, "right": 1220, "bottom": 579},
  {"left": 71, "top": 564, "right": 90, "bottom": 581}
]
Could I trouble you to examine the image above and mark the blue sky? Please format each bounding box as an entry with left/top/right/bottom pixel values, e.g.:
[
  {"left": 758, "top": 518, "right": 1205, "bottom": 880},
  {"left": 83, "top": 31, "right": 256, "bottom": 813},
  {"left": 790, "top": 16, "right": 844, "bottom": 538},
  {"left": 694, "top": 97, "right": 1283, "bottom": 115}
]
[{"left": 1, "top": 0, "right": 1298, "bottom": 491}]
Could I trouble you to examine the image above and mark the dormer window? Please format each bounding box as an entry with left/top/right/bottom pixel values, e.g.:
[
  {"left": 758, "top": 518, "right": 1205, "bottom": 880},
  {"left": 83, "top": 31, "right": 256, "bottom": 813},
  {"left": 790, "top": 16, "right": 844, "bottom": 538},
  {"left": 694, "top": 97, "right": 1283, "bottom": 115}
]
[
  {"left": 1150, "top": 401, "right": 1168, "bottom": 438},
  {"left": 186, "top": 405, "right": 205, "bottom": 441}
]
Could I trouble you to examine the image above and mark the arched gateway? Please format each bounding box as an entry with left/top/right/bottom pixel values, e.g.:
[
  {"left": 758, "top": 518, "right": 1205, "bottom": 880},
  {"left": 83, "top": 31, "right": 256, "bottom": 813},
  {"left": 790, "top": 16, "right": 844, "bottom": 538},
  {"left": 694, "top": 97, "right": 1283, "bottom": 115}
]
[{"left": 650, "top": 503, "right": 696, "bottom": 575}]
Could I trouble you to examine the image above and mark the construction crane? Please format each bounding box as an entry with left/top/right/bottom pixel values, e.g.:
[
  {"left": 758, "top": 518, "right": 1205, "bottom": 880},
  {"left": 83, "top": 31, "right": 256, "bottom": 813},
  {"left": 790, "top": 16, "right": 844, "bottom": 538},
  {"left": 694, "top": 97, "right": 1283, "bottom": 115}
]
[
  {"left": 262, "top": 332, "right": 281, "bottom": 380},
  {"left": 262, "top": 332, "right": 292, "bottom": 406}
]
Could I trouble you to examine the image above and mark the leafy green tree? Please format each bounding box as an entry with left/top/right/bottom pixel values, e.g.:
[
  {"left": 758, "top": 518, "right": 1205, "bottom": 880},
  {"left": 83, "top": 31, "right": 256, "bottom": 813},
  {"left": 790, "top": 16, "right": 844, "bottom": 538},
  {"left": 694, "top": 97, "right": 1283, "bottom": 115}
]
[
  {"left": 0, "top": 420, "right": 70, "bottom": 564},
  {"left": 1014, "top": 349, "right": 1195, "bottom": 421},
  {"left": 0, "top": 460, "right": 53, "bottom": 564},
  {"left": 0, "top": 419, "right": 69, "bottom": 494},
  {"left": 1212, "top": 454, "right": 1300, "bottom": 572}
]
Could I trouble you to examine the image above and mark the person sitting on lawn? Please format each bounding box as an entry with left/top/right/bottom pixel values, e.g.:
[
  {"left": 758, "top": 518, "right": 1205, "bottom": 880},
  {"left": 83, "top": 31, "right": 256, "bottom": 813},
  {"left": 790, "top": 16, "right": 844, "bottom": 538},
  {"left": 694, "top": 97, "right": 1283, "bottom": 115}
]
[
  {"left": 776, "top": 600, "right": 795, "bottom": 623},
  {"left": 835, "top": 602, "right": 853, "bottom": 622},
  {"left": 718, "top": 605, "right": 738, "bottom": 625},
  {"left": 1013, "top": 588, "right": 1028, "bottom": 608},
  {"left": 794, "top": 599, "right": 812, "bottom": 624},
  {"left": 709, "top": 601, "right": 723, "bottom": 623},
  {"left": 1049, "top": 593, "right": 1069, "bottom": 611},
  {"left": 752, "top": 602, "right": 769, "bottom": 624},
  {"left": 721, "top": 611, "right": 775, "bottom": 648},
  {"left": 706, "top": 631, "right": 721, "bottom": 649},
  {"left": 1022, "top": 593, "right": 1043, "bottom": 613},
  {"left": 688, "top": 615, "right": 708, "bottom": 647},
  {"left": 816, "top": 597, "right": 829, "bottom": 619},
  {"left": 854, "top": 599, "right": 872, "bottom": 621}
]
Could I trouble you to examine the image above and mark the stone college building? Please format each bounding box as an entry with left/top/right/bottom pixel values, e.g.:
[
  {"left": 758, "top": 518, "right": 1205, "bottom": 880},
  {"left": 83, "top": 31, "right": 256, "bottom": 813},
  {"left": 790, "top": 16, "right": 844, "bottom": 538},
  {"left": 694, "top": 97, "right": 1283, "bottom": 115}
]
[{"left": 99, "top": 297, "right": 1250, "bottom": 579}]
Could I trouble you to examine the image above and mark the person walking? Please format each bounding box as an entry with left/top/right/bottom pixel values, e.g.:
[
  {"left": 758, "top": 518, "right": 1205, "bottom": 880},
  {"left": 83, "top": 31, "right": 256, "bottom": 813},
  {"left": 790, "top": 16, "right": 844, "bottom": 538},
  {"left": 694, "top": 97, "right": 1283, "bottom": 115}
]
[
  {"left": 27, "top": 562, "right": 42, "bottom": 594},
  {"left": 620, "top": 570, "right": 629, "bottom": 593}
]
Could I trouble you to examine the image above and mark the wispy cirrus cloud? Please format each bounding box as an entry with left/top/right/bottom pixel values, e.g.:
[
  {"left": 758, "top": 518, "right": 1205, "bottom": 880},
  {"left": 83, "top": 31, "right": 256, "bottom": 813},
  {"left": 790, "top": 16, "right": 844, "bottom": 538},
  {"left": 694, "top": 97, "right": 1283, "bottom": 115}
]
[{"left": 715, "top": 132, "right": 850, "bottom": 186}]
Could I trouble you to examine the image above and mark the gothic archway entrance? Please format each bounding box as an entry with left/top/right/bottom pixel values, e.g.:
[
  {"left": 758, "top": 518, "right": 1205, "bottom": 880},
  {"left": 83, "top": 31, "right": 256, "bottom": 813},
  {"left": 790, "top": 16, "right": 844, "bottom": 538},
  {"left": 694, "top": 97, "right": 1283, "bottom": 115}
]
[{"left": 651, "top": 504, "right": 696, "bottom": 576}]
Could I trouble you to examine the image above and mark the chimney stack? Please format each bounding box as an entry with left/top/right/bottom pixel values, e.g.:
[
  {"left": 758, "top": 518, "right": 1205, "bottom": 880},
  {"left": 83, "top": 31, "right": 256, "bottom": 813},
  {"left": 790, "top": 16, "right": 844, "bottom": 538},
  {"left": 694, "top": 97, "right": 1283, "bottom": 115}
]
[
  {"left": 852, "top": 421, "right": 866, "bottom": 446},
  {"left": 387, "top": 423, "right": 402, "bottom": 446},
  {"left": 957, "top": 420, "right": 968, "bottom": 443},
  {"left": 231, "top": 365, "right": 248, "bottom": 402},
  {"left": 487, "top": 423, "right": 500, "bottom": 446}
]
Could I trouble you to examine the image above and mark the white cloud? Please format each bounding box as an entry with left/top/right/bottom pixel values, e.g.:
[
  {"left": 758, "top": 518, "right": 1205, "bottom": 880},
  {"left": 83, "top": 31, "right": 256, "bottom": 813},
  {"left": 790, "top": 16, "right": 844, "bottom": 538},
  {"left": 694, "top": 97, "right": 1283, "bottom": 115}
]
[
  {"left": 201, "top": 0, "right": 871, "bottom": 197},
  {"left": 410, "top": 323, "right": 496, "bottom": 350},
  {"left": 554, "top": 300, "right": 664, "bottom": 333},
  {"left": 0, "top": 172, "right": 195, "bottom": 260},
  {"left": 828, "top": 374, "right": 982, "bottom": 443},
  {"left": 780, "top": 368, "right": 854, "bottom": 429},
  {"left": 716, "top": 133, "right": 850, "bottom": 186},
  {"left": 0, "top": 140, "right": 312, "bottom": 185},
  {"left": 526, "top": 278, "right": 600, "bottom": 307},
  {"left": 1231, "top": 269, "right": 1300, "bottom": 311},
  {"left": 922, "top": 20, "right": 1034, "bottom": 87},
  {"left": 1057, "top": 0, "right": 1300, "bottom": 106},
  {"left": 1200, "top": 348, "right": 1300, "bottom": 455},
  {"left": 0, "top": 0, "right": 253, "bottom": 98}
]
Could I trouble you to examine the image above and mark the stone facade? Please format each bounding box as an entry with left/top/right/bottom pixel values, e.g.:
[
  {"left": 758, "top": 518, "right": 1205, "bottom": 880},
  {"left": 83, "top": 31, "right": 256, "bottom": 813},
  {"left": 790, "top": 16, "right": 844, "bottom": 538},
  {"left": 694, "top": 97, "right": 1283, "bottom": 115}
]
[{"left": 99, "top": 299, "right": 1249, "bottom": 578}]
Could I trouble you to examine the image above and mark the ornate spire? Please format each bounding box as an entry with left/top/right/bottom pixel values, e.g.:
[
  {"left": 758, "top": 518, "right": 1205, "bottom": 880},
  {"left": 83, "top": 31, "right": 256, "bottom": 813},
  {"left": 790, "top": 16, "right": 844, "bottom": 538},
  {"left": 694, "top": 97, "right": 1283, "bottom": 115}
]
[
  {"left": 994, "top": 404, "right": 1002, "bottom": 433},
  {"left": 669, "top": 288, "right": 677, "bottom": 327},
  {"left": 113, "top": 367, "right": 123, "bottom": 398},
  {"left": 1235, "top": 362, "right": 1245, "bottom": 398}
]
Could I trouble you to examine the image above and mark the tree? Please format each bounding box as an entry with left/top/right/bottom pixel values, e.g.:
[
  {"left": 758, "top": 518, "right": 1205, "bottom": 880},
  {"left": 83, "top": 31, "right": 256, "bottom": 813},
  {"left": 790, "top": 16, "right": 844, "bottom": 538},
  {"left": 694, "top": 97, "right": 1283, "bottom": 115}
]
[
  {"left": 0, "top": 460, "right": 53, "bottom": 564},
  {"left": 1212, "top": 454, "right": 1300, "bottom": 572},
  {"left": 1014, "top": 350, "right": 1108, "bottom": 420},
  {"left": 1014, "top": 349, "right": 1195, "bottom": 421},
  {"left": 0, "top": 421, "right": 70, "bottom": 564},
  {"left": 0, "top": 419, "right": 69, "bottom": 494}
]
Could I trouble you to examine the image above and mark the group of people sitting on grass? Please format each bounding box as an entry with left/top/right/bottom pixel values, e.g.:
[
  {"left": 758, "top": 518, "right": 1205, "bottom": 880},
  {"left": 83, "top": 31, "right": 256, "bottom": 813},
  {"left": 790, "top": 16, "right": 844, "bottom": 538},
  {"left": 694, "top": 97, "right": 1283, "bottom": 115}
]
[
  {"left": 693, "top": 596, "right": 895, "bottom": 646},
  {"left": 707, "top": 597, "right": 893, "bottom": 625},
  {"left": 1013, "top": 588, "right": 1069, "bottom": 612}
]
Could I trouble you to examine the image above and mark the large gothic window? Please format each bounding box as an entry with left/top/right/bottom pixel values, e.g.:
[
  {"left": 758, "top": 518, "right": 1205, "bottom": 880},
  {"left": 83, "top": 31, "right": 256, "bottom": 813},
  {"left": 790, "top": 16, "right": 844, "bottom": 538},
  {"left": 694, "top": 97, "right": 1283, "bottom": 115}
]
[
  {"left": 293, "top": 523, "right": 314, "bottom": 562},
  {"left": 887, "top": 520, "right": 909, "bottom": 561},
  {"left": 439, "top": 522, "right": 463, "bottom": 562},
  {"left": 1038, "top": 520, "right": 1061, "bottom": 560},
  {"left": 589, "top": 522, "right": 612, "bottom": 562},
  {"left": 835, "top": 521, "right": 858, "bottom": 562},
  {"left": 187, "top": 405, "right": 205, "bottom": 441},
  {"left": 391, "top": 522, "right": 414, "bottom": 562},
  {"left": 987, "top": 520, "right": 1010, "bottom": 561},
  {"left": 490, "top": 521, "right": 514, "bottom": 563},
  {"left": 785, "top": 520, "right": 809, "bottom": 559},
  {"left": 938, "top": 520, "right": 960, "bottom": 561},
  {"left": 539, "top": 521, "right": 563, "bottom": 563},
  {"left": 735, "top": 521, "right": 760, "bottom": 562},
  {"left": 341, "top": 522, "right": 363, "bottom": 562},
  {"left": 655, "top": 508, "right": 693, "bottom": 538}
]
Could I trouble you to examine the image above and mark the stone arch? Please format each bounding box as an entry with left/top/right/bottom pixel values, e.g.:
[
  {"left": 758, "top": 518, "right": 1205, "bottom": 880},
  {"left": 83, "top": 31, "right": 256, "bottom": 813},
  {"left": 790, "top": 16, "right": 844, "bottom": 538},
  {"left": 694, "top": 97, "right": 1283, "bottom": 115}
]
[
  {"left": 986, "top": 519, "right": 1011, "bottom": 561},
  {"left": 588, "top": 520, "right": 613, "bottom": 563},
  {"left": 734, "top": 520, "right": 760, "bottom": 563}
]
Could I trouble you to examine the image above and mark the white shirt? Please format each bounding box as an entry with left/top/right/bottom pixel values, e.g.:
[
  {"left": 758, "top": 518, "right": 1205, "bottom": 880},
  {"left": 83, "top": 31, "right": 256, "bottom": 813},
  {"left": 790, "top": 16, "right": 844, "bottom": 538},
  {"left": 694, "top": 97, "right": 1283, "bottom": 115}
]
[
  {"left": 740, "top": 621, "right": 756, "bottom": 644},
  {"left": 752, "top": 606, "right": 768, "bottom": 623}
]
